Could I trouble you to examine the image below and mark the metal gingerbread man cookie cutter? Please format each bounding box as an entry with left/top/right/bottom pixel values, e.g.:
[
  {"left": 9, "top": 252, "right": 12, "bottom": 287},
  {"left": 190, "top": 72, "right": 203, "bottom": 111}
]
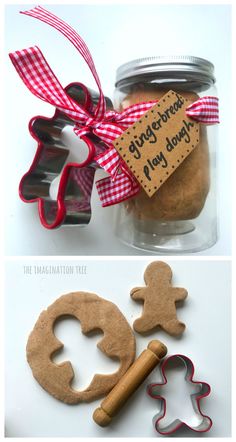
[
  {"left": 147, "top": 354, "right": 212, "bottom": 435},
  {"left": 19, "top": 83, "right": 113, "bottom": 229}
]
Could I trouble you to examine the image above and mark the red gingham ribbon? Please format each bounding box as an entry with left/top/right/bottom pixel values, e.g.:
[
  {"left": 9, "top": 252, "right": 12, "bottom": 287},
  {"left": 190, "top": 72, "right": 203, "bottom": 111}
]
[
  {"left": 9, "top": 6, "right": 219, "bottom": 208},
  {"left": 186, "top": 96, "right": 219, "bottom": 124}
]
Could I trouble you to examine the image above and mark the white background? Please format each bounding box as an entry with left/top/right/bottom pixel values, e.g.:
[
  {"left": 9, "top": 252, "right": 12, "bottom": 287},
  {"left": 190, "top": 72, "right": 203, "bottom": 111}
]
[
  {"left": 4, "top": 3, "right": 232, "bottom": 256},
  {"left": 5, "top": 259, "right": 231, "bottom": 437}
]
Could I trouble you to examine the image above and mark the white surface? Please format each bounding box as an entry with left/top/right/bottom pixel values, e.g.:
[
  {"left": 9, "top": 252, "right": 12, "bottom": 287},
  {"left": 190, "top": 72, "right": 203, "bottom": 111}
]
[
  {"left": 5, "top": 259, "right": 231, "bottom": 437},
  {"left": 4, "top": 4, "right": 232, "bottom": 255}
]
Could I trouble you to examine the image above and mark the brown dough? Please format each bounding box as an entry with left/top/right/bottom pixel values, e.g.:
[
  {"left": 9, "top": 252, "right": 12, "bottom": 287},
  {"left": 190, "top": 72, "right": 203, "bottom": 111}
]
[
  {"left": 121, "top": 89, "right": 210, "bottom": 221},
  {"left": 131, "top": 261, "right": 188, "bottom": 336},
  {"left": 26, "top": 292, "right": 136, "bottom": 404}
]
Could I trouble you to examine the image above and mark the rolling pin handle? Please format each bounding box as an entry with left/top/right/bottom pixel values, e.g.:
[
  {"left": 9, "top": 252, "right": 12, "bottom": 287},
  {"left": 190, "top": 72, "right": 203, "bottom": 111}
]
[
  {"left": 148, "top": 340, "right": 167, "bottom": 359},
  {"left": 93, "top": 407, "right": 112, "bottom": 427},
  {"left": 93, "top": 340, "right": 167, "bottom": 427}
]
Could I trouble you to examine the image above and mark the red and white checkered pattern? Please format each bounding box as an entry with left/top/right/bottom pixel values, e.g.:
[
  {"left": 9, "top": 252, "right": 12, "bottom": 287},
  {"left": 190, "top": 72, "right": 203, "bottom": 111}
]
[
  {"left": 9, "top": 46, "right": 90, "bottom": 123},
  {"left": 9, "top": 6, "right": 220, "bottom": 208},
  {"left": 70, "top": 167, "right": 95, "bottom": 200},
  {"left": 186, "top": 96, "right": 219, "bottom": 124},
  {"left": 96, "top": 147, "right": 121, "bottom": 179},
  {"left": 96, "top": 173, "right": 140, "bottom": 207},
  {"left": 21, "top": 5, "right": 106, "bottom": 121}
]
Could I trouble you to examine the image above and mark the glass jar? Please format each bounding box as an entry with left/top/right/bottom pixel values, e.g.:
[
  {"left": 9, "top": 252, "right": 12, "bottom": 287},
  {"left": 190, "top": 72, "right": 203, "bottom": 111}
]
[{"left": 114, "top": 56, "right": 218, "bottom": 253}]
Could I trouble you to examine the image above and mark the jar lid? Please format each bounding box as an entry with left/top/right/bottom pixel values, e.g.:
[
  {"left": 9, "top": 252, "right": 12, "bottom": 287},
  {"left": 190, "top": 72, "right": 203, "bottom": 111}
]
[{"left": 115, "top": 55, "right": 216, "bottom": 85}]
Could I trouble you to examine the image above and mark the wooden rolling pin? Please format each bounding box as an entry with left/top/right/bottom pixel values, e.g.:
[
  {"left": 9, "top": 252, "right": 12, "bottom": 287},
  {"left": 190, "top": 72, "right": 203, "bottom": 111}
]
[{"left": 93, "top": 340, "right": 167, "bottom": 427}]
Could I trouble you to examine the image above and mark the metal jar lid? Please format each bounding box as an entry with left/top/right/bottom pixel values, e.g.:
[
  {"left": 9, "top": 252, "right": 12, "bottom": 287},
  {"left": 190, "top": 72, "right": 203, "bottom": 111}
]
[{"left": 115, "top": 55, "right": 216, "bottom": 86}]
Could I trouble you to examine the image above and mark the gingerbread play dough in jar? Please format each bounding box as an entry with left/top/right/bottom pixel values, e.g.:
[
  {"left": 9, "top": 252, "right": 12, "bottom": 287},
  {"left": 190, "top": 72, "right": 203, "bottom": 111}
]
[{"left": 114, "top": 56, "right": 219, "bottom": 253}]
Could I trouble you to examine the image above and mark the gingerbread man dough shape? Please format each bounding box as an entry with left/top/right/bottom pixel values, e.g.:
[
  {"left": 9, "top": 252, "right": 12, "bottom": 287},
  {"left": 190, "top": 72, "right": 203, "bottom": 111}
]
[
  {"left": 131, "top": 261, "right": 188, "bottom": 336},
  {"left": 27, "top": 292, "right": 136, "bottom": 404}
]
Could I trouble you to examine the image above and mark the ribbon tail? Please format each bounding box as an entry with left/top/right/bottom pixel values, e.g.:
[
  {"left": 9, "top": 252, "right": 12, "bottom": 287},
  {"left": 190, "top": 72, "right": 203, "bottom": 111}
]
[
  {"left": 95, "top": 146, "right": 121, "bottom": 179},
  {"left": 96, "top": 173, "right": 140, "bottom": 207},
  {"left": 9, "top": 46, "right": 89, "bottom": 122},
  {"left": 20, "top": 5, "right": 106, "bottom": 120},
  {"left": 70, "top": 166, "right": 95, "bottom": 209}
]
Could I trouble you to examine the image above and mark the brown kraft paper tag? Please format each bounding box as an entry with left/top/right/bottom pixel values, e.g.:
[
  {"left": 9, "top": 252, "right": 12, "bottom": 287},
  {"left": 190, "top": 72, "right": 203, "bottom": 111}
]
[{"left": 113, "top": 90, "right": 200, "bottom": 197}]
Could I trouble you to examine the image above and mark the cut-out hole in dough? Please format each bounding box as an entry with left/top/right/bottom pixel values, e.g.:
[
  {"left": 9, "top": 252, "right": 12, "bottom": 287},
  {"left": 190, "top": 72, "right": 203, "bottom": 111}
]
[{"left": 53, "top": 316, "right": 120, "bottom": 391}]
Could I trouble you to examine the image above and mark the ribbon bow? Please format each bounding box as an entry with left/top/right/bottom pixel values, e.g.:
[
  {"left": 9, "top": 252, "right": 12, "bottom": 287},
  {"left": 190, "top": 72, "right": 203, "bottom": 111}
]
[{"left": 9, "top": 6, "right": 219, "bottom": 208}]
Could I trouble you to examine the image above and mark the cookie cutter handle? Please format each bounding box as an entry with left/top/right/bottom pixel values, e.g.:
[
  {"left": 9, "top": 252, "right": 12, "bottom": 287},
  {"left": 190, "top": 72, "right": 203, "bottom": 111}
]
[{"left": 93, "top": 340, "right": 167, "bottom": 427}]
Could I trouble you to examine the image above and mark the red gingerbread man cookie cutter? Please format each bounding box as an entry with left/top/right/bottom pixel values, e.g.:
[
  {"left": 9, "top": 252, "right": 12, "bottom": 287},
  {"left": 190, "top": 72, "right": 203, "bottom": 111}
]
[
  {"left": 18, "top": 83, "right": 112, "bottom": 229},
  {"left": 147, "top": 354, "right": 212, "bottom": 435}
]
